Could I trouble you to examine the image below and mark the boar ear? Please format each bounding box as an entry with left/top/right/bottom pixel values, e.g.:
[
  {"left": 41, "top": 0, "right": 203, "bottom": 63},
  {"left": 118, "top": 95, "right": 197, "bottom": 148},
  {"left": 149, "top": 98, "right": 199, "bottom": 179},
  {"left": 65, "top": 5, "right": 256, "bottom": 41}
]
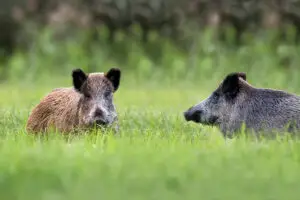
[
  {"left": 237, "top": 72, "right": 246, "bottom": 81},
  {"left": 72, "top": 68, "right": 88, "bottom": 92},
  {"left": 221, "top": 73, "right": 243, "bottom": 98},
  {"left": 105, "top": 68, "right": 121, "bottom": 92}
]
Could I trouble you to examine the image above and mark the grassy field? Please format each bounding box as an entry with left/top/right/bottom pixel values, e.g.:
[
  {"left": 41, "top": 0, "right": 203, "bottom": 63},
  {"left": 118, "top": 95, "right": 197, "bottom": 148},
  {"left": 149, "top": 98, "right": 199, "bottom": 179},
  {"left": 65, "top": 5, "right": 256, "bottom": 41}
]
[
  {"left": 1, "top": 30, "right": 300, "bottom": 199},
  {"left": 0, "top": 73, "right": 300, "bottom": 200}
]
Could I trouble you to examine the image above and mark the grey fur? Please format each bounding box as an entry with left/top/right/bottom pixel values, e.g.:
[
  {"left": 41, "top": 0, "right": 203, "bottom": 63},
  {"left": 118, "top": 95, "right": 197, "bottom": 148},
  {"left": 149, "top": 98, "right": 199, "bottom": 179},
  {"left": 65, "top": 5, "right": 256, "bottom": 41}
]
[{"left": 184, "top": 72, "right": 300, "bottom": 138}]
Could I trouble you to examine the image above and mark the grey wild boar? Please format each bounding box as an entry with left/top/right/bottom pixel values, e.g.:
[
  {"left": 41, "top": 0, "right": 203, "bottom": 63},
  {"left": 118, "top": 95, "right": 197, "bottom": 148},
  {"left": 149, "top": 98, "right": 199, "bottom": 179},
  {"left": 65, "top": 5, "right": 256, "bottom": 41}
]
[
  {"left": 184, "top": 72, "right": 300, "bottom": 138},
  {"left": 26, "top": 68, "right": 121, "bottom": 134}
]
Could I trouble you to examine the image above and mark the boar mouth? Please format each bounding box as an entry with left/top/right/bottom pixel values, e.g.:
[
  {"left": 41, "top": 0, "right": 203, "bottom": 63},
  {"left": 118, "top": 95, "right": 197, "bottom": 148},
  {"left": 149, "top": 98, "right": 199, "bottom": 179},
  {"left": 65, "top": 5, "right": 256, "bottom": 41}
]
[
  {"left": 94, "top": 119, "right": 109, "bottom": 127},
  {"left": 184, "top": 109, "right": 219, "bottom": 126},
  {"left": 207, "top": 116, "right": 219, "bottom": 125},
  {"left": 201, "top": 116, "right": 219, "bottom": 125}
]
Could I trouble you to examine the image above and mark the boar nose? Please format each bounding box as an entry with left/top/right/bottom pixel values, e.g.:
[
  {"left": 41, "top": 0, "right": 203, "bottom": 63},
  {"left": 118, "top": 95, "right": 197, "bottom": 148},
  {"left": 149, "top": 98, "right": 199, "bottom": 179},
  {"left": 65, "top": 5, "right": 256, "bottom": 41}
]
[
  {"left": 94, "top": 108, "right": 109, "bottom": 125},
  {"left": 184, "top": 110, "right": 202, "bottom": 122},
  {"left": 94, "top": 108, "right": 104, "bottom": 118}
]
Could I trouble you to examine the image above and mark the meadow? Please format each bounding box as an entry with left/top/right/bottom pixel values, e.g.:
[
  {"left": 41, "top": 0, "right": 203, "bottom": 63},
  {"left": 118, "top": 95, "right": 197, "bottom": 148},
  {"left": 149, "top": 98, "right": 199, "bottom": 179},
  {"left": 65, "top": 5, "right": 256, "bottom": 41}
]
[{"left": 1, "top": 29, "right": 300, "bottom": 199}]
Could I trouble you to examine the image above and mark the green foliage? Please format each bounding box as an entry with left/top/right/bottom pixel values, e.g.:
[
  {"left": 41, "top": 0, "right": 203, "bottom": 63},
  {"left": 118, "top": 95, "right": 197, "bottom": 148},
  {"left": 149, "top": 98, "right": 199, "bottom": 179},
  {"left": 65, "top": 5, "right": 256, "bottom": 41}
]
[{"left": 4, "top": 28, "right": 300, "bottom": 89}]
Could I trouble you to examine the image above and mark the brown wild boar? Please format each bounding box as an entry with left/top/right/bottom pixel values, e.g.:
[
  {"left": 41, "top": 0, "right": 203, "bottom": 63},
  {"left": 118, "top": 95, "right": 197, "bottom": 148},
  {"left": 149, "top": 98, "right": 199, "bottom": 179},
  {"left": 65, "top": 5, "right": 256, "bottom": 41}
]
[{"left": 26, "top": 68, "right": 121, "bottom": 134}]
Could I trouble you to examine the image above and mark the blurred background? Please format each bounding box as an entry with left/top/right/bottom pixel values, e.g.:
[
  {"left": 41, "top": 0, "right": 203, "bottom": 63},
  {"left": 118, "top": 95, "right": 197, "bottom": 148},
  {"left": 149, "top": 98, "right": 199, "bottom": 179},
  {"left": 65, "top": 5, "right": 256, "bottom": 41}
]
[
  {"left": 2, "top": 2, "right": 300, "bottom": 199},
  {"left": 1, "top": 0, "right": 300, "bottom": 88}
]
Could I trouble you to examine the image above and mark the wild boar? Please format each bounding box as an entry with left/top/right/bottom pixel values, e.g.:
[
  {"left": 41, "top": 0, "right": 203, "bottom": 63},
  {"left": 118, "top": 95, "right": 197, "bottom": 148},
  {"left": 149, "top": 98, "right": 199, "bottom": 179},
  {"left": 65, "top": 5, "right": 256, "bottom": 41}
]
[
  {"left": 26, "top": 67, "right": 121, "bottom": 134},
  {"left": 184, "top": 72, "right": 300, "bottom": 138}
]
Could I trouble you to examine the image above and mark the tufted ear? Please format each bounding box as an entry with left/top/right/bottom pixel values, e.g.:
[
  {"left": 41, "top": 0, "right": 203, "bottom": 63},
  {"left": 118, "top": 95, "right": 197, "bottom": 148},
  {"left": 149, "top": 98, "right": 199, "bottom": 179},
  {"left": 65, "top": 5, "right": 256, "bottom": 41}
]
[
  {"left": 105, "top": 68, "right": 121, "bottom": 92},
  {"left": 72, "top": 68, "right": 87, "bottom": 92},
  {"left": 221, "top": 72, "right": 246, "bottom": 99},
  {"left": 237, "top": 72, "right": 246, "bottom": 81}
]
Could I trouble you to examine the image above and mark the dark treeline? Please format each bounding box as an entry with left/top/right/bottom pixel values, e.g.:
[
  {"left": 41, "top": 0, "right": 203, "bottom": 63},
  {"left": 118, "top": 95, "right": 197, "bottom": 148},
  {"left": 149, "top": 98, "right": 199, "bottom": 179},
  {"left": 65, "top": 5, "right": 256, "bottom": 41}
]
[{"left": 1, "top": 0, "right": 300, "bottom": 60}]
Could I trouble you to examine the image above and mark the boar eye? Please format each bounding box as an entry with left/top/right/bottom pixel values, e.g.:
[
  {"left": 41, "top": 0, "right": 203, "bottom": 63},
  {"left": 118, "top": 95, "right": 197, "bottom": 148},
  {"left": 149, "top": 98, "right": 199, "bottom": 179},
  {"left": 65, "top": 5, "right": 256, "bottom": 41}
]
[
  {"left": 213, "top": 92, "right": 219, "bottom": 97},
  {"left": 84, "top": 93, "right": 91, "bottom": 99},
  {"left": 213, "top": 92, "right": 220, "bottom": 101},
  {"left": 104, "top": 90, "right": 111, "bottom": 98}
]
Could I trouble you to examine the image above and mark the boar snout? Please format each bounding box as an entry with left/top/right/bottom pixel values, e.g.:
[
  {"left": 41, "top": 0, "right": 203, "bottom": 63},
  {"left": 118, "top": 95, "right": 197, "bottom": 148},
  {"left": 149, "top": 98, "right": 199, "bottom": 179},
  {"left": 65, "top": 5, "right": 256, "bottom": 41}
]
[
  {"left": 94, "top": 107, "right": 104, "bottom": 118},
  {"left": 184, "top": 108, "right": 202, "bottom": 122},
  {"left": 93, "top": 107, "right": 109, "bottom": 126}
]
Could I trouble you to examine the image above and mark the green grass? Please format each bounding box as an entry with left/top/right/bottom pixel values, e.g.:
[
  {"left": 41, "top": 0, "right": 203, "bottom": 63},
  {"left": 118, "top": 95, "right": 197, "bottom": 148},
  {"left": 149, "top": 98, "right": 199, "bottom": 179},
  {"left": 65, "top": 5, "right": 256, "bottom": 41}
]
[
  {"left": 2, "top": 29, "right": 300, "bottom": 199},
  {"left": 1, "top": 74, "right": 300, "bottom": 200}
]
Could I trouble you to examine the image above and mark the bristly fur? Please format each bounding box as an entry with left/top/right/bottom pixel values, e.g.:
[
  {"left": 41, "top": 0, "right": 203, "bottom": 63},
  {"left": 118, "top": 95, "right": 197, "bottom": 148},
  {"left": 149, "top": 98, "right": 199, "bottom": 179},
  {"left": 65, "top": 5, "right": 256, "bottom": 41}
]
[
  {"left": 26, "top": 68, "right": 121, "bottom": 134},
  {"left": 184, "top": 72, "right": 300, "bottom": 138}
]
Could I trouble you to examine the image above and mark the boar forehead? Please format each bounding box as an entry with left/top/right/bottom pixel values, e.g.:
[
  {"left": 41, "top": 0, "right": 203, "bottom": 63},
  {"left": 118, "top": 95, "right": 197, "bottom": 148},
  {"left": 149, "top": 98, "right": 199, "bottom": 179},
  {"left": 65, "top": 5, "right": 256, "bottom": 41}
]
[{"left": 84, "top": 75, "right": 114, "bottom": 95}]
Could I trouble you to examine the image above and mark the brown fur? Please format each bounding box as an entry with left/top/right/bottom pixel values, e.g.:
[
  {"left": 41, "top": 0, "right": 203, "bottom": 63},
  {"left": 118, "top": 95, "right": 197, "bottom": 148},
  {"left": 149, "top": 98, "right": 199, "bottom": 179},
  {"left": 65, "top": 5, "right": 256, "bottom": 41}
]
[
  {"left": 26, "top": 69, "right": 120, "bottom": 134},
  {"left": 26, "top": 88, "right": 82, "bottom": 133}
]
